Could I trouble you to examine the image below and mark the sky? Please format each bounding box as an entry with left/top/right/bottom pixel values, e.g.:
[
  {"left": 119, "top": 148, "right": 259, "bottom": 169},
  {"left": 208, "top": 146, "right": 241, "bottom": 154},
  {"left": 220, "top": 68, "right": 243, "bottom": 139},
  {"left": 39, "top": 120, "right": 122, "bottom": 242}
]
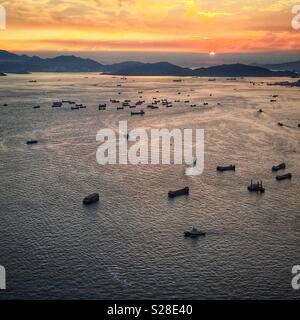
[{"left": 0, "top": 0, "right": 299, "bottom": 65}]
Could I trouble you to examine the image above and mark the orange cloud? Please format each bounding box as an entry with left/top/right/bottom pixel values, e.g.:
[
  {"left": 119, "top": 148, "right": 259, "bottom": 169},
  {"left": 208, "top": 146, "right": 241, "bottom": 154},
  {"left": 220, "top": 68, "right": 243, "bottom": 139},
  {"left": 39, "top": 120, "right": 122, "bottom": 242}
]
[{"left": 0, "top": 0, "right": 299, "bottom": 53}]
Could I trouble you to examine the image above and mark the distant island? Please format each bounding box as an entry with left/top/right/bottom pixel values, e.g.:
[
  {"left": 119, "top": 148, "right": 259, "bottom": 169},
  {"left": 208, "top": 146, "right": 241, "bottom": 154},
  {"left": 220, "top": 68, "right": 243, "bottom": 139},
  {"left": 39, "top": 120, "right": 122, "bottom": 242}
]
[
  {"left": 259, "top": 60, "right": 300, "bottom": 74},
  {"left": 0, "top": 50, "right": 298, "bottom": 77},
  {"left": 269, "top": 79, "right": 300, "bottom": 87}
]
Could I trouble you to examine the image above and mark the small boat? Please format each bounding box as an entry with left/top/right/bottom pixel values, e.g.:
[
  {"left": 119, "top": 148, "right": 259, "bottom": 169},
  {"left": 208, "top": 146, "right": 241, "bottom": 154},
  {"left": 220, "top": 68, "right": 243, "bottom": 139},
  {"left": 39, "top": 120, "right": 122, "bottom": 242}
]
[
  {"left": 278, "top": 122, "right": 284, "bottom": 127},
  {"left": 248, "top": 180, "right": 265, "bottom": 193},
  {"left": 99, "top": 104, "right": 107, "bottom": 110},
  {"left": 117, "top": 106, "right": 124, "bottom": 110},
  {"left": 83, "top": 193, "right": 99, "bottom": 205},
  {"left": 276, "top": 173, "right": 292, "bottom": 181},
  {"left": 184, "top": 227, "right": 206, "bottom": 238},
  {"left": 33, "top": 106, "right": 40, "bottom": 109},
  {"left": 26, "top": 140, "right": 38, "bottom": 145},
  {"left": 131, "top": 110, "right": 145, "bottom": 116},
  {"left": 270, "top": 99, "right": 277, "bottom": 102},
  {"left": 217, "top": 165, "right": 235, "bottom": 172},
  {"left": 52, "top": 102, "right": 62, "bottom": 108},
  {"left": 79, "top": 105, "right": 86, "bottom": 109},
  {"left": 298, "top": 124, "right": 300, "bottom": 128},
  {"left": 71, "top": 106, "right": 79, "bottom": 110},
  {"left": 272, "top": 163, "right": 286, "bottom": 171},
  {"left": 258, "top": 109, "right": 263, "bottom": 113},
  {"left": 203, "top": 102, "right": 208, "bottom": 106},
  {"left": 168, "top": 187, "right": 189, "bottom": 198}
]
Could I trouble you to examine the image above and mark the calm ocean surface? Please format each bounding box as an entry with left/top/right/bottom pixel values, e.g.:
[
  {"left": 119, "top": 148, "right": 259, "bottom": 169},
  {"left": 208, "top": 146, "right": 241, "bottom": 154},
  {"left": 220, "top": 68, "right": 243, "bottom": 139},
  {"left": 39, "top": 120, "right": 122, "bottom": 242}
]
[{"left": 0, "top": 73, "right": 299, "bottom": 299}]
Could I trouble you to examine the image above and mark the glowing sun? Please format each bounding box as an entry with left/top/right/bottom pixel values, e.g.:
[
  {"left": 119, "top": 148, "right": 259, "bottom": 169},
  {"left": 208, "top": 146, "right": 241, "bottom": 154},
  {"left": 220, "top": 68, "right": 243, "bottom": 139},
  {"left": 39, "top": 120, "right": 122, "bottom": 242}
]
[{"left": 209, "top": 51, "right": 216, "bottom": 56}]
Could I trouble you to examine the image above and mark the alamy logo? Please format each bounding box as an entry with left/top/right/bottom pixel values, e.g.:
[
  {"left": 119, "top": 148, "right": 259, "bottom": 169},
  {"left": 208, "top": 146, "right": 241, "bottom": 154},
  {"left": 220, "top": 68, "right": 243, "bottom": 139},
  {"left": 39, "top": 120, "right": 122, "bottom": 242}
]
[
  {"left": 292, "top": 5, "right": 300, "bottom": 30},
  {"left": 96, "top": 121, "right": 204, "bottom": 176},
  {"left": 0, "top": 5, "right": 6, "bottom": 30},
  {"left": 0, "top": 265, "right": 5, "bottom": 290}
]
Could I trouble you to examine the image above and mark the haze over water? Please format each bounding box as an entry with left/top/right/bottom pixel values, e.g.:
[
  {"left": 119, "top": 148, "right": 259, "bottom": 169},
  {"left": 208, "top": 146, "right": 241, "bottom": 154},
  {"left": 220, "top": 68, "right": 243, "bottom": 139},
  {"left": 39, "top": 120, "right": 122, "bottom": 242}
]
[{"left": 0, "top": 73, "right": 299, "bottom": 299}]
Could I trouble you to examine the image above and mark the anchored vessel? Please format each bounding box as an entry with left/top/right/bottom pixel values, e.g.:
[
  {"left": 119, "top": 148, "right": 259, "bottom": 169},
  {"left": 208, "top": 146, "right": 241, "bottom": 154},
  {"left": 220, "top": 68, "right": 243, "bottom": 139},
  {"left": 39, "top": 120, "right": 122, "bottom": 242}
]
[
  {"left": 52, "top": 102, "right": 62, "bottom": 108},
  {"left": 26, "top": 140, "right": 38, "bottom": 145},
  {"left": 99, "top": 104, "right": 107, "bottom": 110},
  {"left": 217, "top": 165, "right": 236, "bottom": 172},
  {"left": 272, "top": 163, "right": 286, "bottom": 171},
  {"left": 248, "top": 180, "right": 265, "bottom": 193},
  {"left": 131, "top": 110, "right": 145, "bottom": 116},
  {"left": 83, "top": 193, "right": 99, "bottom": 205},
  {"left": 168, "top": 187, "right": 189, "bottom": 198},
  {"left": 184, "top": 228, "right": 206, "bottom": 238},
  {"left": 276, "top": 173, "right": 292, "bottom": 181}
]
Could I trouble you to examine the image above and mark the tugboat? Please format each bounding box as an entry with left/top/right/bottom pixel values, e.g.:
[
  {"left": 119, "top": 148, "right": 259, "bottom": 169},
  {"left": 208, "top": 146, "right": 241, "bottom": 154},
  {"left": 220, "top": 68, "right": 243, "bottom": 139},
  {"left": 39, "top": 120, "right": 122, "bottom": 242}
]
[
  {"left": 131, "top": 110, "right": 145, "bottom": 116},
  {"left": 83, "top": 193, "right": 99, "bottom": 205},
  {"left": 184, "top": 227, "right": 206, "bottom": 238},
  {"left": 272, "top": 163, "right": 286, "bottom": 171},
  {"left": 26, "top": 140, "right": 38, "bottom": 145},
  {"left": 276, "top": 173, "right": 292, "bottom": 181},
  {"left": 168, "top": 187, "right": 189, "bottom": 198},
  {"left": 217, "top": 165, "right": 236, "bottom": 172},
  {"left": 248, "top": 180, "right": 265, "bottom": 193}
]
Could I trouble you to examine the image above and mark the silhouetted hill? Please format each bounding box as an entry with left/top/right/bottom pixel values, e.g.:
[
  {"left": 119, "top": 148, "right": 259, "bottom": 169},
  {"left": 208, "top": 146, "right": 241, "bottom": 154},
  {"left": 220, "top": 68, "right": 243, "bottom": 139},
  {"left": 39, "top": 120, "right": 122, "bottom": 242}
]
[
  {"left": 194, "top": 63, "right": 296, "bottom": 77},
  {"left": 0, "top": 50, "right": 105, "bottom": 73},
  {"left": 110, "top": 62, "right": 297, "bottom": 77},
  {"left": 0, "top": 50, "right": 298, "bottom": 77},
  {"left": 260, "top": 61, "right": 300, "bottom": 73},
  {"left": 108, "top": 61, "right": 192, "bottom": 76},
  {"left": 101, "top": 61, "right": 146, "bottom": 73}
]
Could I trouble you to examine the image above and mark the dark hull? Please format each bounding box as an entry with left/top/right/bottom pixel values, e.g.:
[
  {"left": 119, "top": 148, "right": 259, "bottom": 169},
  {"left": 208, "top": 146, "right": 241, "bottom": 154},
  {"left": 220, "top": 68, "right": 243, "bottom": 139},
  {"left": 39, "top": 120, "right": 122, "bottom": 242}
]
[
  {"left": 83, "top": 193, "right": 100, "bottom": 205},
  {"left": 26, "top": 140, "right": 38, "bottom": 145},
  {"left": 276, "top": 174, "right": 292, "bottom": 181},
  {"left": 168, "top": 187, "right": 189, "bottom": 198},
  {"left": 272, "top": 163, "right": 286, "bottom": 171},
  {"left": 217, "top": 165, "right": 235, "bottom": 172}
]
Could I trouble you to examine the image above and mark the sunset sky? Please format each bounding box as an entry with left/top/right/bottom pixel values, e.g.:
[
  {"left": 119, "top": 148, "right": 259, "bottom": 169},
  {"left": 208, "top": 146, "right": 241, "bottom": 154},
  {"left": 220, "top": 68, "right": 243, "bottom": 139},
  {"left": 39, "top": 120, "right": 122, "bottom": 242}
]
[{"left": 0, "top": 0, "right": 299, "bottom": 57}]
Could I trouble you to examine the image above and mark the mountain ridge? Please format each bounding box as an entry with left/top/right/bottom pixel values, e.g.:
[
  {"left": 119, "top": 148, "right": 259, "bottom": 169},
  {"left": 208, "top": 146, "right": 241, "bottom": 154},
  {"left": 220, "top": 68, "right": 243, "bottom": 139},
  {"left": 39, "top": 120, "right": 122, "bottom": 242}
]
[{"left": 0, "top": 50, "right": 298, "bottom": 77}]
